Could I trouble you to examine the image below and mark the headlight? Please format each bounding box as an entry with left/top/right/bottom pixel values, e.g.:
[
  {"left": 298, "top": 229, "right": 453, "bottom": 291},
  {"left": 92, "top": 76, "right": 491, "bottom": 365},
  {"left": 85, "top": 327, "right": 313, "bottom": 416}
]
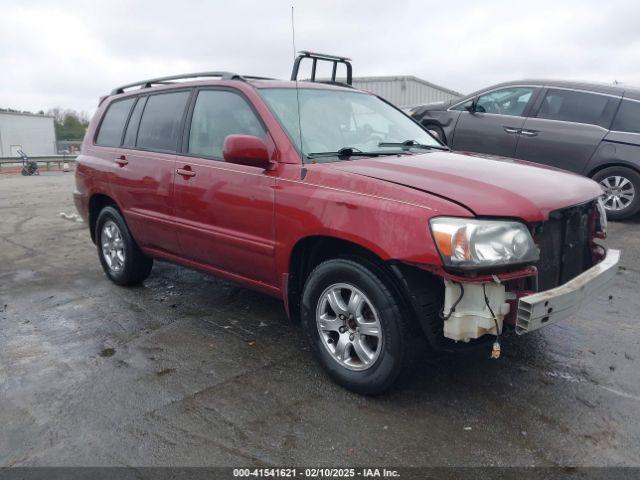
[
  {"left": 430, "top": 217, "right": 539, "bottom": 268},
  {"left": 596, "top": 197, "right": 608, "bottom": 235}
]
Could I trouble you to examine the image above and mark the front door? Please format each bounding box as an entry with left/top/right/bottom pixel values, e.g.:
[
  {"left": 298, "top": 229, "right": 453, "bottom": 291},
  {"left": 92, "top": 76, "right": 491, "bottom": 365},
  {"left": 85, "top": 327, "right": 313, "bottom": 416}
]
[
  {"left": 172, "top": 89, "right": 277, "bottom": 286},
  {"left": 514, "top": 88, "right": 620, "bottom": 173},
  {"left": 451, "top": 86, "right": 537, "bottom": 157}
]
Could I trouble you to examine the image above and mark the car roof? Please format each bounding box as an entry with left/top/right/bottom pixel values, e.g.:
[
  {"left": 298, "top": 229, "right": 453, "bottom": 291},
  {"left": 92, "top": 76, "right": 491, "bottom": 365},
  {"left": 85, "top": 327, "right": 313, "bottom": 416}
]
[
  {"left": 107, "top": 76, "right": 361, "bottom": 101},
  {"left": 469, "top": 79, "right": 640, "bottom": 101}
]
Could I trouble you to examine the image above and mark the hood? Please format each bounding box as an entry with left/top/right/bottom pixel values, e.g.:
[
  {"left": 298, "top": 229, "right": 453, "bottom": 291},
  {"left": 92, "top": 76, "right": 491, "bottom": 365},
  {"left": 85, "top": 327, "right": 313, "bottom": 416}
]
[
  {"left": 326, "top": 151, "right": 603, "bottom": 222},
  {"left": 413, "top": 99, "right": 455, "bottom": 115}
]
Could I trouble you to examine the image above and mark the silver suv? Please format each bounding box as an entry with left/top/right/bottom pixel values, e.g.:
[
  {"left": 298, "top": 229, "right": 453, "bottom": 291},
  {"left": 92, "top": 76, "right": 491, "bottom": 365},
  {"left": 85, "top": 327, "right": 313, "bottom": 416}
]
[{"left": 410, "top": 80, "right": 640, "bottom": 219}]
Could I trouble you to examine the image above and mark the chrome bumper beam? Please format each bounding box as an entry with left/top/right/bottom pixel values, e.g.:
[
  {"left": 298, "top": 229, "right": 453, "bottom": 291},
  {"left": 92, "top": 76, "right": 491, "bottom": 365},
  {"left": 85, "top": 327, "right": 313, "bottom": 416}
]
[{"left": 516, "top": 249, "right": 620, "bottom": 335}]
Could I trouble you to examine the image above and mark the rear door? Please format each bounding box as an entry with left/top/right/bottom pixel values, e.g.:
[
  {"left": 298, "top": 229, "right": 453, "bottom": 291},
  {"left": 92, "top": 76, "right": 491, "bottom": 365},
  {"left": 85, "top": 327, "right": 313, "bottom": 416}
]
[
  {"left": 450, "top": 86, "right": 537, "bottom": 157},
  {"left": 172, "top": 88, "right": 277, "bottom": 285},
  {"left": 111, "top": 90, "right": 192, "bottom": 253},
  {"left": 514, "top": 88, "right": 621, "bottom": 173}
]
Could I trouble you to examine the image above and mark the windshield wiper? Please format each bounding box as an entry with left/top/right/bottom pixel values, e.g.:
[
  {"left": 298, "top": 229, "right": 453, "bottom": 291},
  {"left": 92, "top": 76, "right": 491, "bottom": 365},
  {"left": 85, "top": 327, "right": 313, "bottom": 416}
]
[
  {"left": 378, "top": 140, "right": 450, "bottom": 151},
  {"left": 307, "top": 147, "right": 402, "bottom": 159}
]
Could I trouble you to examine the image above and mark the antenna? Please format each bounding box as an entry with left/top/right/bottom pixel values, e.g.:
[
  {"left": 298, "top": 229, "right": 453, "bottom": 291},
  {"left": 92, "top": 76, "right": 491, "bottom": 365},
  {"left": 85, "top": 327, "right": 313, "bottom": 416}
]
[{"left": 291, "top": 6, "right": 305, "bottom": 162}]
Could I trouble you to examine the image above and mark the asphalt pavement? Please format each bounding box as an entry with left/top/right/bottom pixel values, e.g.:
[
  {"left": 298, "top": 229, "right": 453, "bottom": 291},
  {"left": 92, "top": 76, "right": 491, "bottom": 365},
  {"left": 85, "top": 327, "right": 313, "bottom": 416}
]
[{"left": 1, "top": 172, "right": 638, "bottom": 467}]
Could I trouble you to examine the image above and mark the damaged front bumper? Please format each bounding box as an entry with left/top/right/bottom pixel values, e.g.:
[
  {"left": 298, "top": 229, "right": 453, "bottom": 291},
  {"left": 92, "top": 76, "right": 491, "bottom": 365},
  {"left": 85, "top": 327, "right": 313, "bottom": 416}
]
[{"left": 516, "top": 248, "right": 620, "bottom": 334}]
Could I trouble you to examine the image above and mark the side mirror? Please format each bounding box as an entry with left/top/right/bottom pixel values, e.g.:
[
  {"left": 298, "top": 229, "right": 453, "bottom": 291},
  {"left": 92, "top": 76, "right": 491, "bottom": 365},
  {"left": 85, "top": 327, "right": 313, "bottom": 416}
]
[
  {"left": 464, "top": 102, "right": 476, "bottom": 113},
  {"left": 222, "top": 134, "right": 274, "bottom": 170}
]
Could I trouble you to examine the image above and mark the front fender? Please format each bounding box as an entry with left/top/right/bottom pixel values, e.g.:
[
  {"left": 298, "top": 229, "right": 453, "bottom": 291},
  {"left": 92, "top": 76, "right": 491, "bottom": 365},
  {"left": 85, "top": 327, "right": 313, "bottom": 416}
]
[{"left": 273, "top": 164, "right": 473, "bottom": 280}]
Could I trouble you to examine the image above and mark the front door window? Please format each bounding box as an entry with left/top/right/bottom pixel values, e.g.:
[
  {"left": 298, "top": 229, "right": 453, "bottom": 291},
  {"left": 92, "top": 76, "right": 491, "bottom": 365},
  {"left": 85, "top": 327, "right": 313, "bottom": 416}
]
[{"left": 475, "top": 87, "right": 535, "bottom": 116}]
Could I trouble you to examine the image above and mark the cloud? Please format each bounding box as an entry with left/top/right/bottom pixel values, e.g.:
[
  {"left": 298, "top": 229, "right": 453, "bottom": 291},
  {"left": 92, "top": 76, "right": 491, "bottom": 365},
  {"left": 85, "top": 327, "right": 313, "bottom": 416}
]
[{"left": 1, "top": 0, "right": 638, "bottom": 115}]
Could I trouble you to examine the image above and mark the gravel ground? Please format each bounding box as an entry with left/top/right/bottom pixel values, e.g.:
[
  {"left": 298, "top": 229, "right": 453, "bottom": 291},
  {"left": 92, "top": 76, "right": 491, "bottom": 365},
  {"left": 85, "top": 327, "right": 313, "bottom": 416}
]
[{"left": 1, "top": 172, "right": 639, "bottom": 467}]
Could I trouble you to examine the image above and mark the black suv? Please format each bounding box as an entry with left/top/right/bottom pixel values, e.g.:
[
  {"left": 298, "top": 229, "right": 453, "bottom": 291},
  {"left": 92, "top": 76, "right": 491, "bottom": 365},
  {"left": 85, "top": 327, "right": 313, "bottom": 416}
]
[{"left": 410, "top": 80, "right": 640, "bottom": 219}]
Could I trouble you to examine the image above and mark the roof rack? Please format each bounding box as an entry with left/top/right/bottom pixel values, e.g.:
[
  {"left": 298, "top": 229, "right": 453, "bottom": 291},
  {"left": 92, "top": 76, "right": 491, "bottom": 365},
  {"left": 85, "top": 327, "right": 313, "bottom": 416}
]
[
  {"left": 110, "top": 72, "right": 274, "bottom": 95},
  {"left": 291, "top": 51, "right": 353, "bottom": 85}
]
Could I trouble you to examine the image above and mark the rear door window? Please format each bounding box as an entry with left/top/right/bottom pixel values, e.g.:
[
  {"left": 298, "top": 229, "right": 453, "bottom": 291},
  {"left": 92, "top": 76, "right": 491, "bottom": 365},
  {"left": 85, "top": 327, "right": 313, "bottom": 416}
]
[
  {"left": 611, "top": 99, "right": 640, "bottom": 134},
  {"left": 137, "top": 91, "right": 191, "bottom": 152},
  {"left": 536, "top": 89, "right": 619, "bottom": 128},
  {"left": 187, "top": 90, "right": 266, "bottom": 159},
  {"left": 122, "top": 97, "right": 147, "bottom": 148},
  {"left": 96, "top": 98, "right": 136, "bottom": 146}
]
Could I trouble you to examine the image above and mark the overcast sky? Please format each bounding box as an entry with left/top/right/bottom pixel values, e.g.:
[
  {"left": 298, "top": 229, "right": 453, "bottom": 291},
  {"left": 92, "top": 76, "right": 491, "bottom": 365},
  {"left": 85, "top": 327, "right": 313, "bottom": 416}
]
[{"left": 1, "top": 0, "right": 639, "bottom": 115}]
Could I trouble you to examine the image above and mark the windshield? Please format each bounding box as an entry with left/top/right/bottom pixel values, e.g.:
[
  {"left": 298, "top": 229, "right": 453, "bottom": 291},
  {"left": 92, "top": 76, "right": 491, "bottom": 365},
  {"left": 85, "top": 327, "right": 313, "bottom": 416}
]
[{"left": 259, "top": 88, "right": 442, "bottom": 161}]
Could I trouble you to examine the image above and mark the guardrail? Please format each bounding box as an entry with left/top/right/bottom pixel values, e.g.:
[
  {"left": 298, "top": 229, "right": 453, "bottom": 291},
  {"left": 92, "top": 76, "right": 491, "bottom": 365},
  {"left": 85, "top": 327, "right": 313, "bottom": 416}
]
[{"left": 0, "top": 155, "right": 78, "bottom": 171}]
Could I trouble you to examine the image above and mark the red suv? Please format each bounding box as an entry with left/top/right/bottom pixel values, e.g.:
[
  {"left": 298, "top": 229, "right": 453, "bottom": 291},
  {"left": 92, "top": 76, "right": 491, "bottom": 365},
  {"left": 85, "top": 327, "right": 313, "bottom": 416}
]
[{"left": 75, "top": 54, "right": 619, "bottom": 394}]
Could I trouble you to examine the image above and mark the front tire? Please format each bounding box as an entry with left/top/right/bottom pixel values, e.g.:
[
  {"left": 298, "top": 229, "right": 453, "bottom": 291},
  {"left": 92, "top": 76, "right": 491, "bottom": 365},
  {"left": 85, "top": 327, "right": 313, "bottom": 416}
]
[
  {"left": 592, "top": 166, "right": 640, "bottom": 220},
  {"left": 425, "top": 124, "right": 446, "bottom": 144},
  {"left": 300, "top": 258, "right": 421, "bottom": 395},
  {"left": 95, "top": 206, "right": 153, "bottom": 286}
]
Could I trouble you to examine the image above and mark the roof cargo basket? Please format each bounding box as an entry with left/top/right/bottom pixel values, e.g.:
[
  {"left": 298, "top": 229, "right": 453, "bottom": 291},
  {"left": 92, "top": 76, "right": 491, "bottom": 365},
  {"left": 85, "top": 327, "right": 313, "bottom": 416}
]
[
  {"left": 291, "top": 51, "right": 353, "bottom": 86},
  {"left": 110, "top": 72, "right": 273, "bottom": 95}
]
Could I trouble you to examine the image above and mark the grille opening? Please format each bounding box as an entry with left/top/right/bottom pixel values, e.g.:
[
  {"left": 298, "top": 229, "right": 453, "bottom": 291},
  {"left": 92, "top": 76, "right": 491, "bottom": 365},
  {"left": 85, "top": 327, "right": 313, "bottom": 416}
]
[{"left": 532, "top": 201, "right": 595, "bottom": 291}]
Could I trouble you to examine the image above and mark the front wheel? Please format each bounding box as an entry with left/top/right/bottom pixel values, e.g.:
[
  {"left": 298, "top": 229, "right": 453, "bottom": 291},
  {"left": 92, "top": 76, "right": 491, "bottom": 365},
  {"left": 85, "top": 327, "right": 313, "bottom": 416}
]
[
  {"left": 592, "top": 166, "right": 640, "bottom": 220},
  {"left": 425, "top": 124, "right": 446, "bottom": 144},
  {"left": 95, "top": 206, "right": 153, "bottom": 286},
  {"left": 300, "top": 258, "right": 421, "bottom": 395}
]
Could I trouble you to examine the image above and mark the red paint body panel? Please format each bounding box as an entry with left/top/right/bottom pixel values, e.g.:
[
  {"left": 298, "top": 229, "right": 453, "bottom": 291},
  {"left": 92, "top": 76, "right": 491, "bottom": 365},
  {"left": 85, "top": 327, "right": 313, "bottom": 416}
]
[
  {"left": 75, "top": 78, "right": 604, "bottom": 303},
  {"left": 328, "top": 152, "right": 603, "bottom": 222},
  {"left": 271, "top": 162, "right": 472, "bottom": 284},
  {"left": 223, "top": 134, "right": 273, "bottom": 169},
  {"left": 112, "top": 148, "right": 178, "bottom": 252},
  {"left": 173, "top": 157, "right": 277, "bottom": 286}
]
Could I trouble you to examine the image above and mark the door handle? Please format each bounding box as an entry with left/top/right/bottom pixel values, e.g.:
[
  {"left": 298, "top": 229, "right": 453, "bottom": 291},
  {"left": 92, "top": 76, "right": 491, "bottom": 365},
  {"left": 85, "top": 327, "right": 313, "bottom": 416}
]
[
  {"left": 176, "top": 167, "right": 196, "bottom": 178},
  {"left": 114, "top": 155, "right": 128, "bottom": 166},
  {"left": 503, "top": 127, "right": 520, "bottom": 134},
  {"left": 520, "top": 129, "right": 538, "bottom": 137}
]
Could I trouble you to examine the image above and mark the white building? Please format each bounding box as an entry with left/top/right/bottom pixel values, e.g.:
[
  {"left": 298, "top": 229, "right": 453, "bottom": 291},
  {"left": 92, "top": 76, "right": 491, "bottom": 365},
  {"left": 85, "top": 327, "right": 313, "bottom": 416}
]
[
  {"left": 352, "top": 76, "right": 462, "bottom": 108},
  {"left": 0, "top": 111, "right": 56, "bottom": 157}
]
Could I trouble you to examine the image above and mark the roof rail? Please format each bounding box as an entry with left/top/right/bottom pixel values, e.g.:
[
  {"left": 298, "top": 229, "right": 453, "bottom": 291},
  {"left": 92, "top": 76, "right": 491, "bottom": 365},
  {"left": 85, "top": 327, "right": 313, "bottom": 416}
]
[
  {"left": 110, "top": 72, "right": 274, "bottom": 95},
  {"left": 291, "top": 51, "right": 353, "bottom": 85}
]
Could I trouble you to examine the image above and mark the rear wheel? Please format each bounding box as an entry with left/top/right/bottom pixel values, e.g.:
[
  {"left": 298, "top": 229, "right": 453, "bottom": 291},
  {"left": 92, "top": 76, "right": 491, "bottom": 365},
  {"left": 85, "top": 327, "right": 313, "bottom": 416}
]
[
  {"left": 300, "top": 258, "right": 422, "bottom": 395},
  {"left": 592, "top": 166, "right": 640, "bottom": 220},
  {"left": 95, "top": 206, "right": 153, "bottom": 286}
]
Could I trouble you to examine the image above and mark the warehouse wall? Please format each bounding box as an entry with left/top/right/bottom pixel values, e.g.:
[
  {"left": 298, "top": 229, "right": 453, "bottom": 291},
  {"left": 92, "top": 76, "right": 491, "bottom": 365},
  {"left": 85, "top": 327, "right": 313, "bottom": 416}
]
[
  {"left": 0, "top": 113, "right": 56, "bottom": 157},
  {"left": 352, "top": 76, "right": 462, "bottom": 108}
]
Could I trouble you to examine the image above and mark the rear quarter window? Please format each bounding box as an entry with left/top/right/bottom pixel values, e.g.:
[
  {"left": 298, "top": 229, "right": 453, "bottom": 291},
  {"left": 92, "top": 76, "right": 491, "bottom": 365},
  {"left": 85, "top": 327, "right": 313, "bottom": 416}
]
[
  {"left": 136, "top": 91, "right": 191, "bottom": 152},
  {"left": 611, "top": 99, "right": 640, "bottom": 134},
  {"left": 95, "top": 98, "right": 136, "bottom": 146}
]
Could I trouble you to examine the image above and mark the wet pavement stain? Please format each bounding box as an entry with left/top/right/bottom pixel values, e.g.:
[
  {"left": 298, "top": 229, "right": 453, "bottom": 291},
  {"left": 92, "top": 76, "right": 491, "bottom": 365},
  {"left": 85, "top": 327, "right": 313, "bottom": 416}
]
[{"left": 99, "top": 348, "right": 116, "bottom": 358}]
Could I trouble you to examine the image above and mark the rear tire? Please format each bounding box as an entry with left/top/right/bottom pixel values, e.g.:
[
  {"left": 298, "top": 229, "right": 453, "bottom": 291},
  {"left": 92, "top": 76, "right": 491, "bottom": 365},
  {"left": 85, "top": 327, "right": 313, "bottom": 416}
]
[
  {"left": 95, "top": 206, "right": 153, "bottom": 286},
  {"left": 592, "top": 166, "right": 640, "bottom": 220},
  {"left": 300, "top": 258, "right": 422, "bottom": 395}
]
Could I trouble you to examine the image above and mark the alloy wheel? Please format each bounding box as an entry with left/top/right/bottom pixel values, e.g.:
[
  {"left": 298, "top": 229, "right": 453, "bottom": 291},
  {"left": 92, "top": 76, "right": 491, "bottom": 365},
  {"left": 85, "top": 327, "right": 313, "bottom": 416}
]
[
  {"left": 600, "top": 175, "right": 635, "bottom": 211},
  {"left": 101, "top": 220, "right": 125, "bottom": 272},
  {"left": 315, "top": 283, "right": 382, "bottom": 371}
]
